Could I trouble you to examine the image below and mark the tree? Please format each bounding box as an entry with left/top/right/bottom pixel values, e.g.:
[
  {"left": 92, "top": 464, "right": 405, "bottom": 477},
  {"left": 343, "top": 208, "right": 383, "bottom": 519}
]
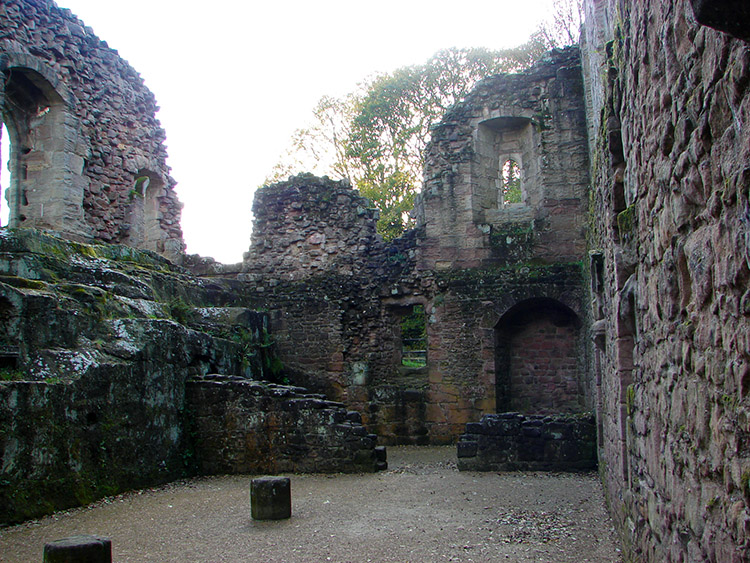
[
  {"left": 539, "top": 0, "right": 584, "bottom": 48},
  {"left": 265, "top": 30, "right": 560, "bottom": 240}
]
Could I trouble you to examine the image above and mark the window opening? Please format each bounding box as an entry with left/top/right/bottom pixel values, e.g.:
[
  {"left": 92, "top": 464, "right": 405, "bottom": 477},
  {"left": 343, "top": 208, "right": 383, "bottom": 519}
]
[
  {"left": 0, "top": 123, "right": 8, "bottom": 226},
  {"left": 501, "top": 158, "right": 522, "bottom": 205},
  {"left": 401, "top": 304, "right": 426, "bottom": 368}
]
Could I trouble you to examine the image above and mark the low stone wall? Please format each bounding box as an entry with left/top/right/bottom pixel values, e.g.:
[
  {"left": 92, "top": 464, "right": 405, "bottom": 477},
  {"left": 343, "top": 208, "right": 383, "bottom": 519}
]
[
  {"left": 187, "top": 374, "right": 387, "bottom": 474},
  {"left": 456, "top": 412, "right": 596, "bottom": 472}
]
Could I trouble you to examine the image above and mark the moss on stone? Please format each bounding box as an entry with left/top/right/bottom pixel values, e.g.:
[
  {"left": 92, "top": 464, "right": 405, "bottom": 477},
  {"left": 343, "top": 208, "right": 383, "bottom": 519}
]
[
  {"left": 0, "top": 275, "right": 47, "bottom": 290},
  {"left": 617, "top": 205, "right": 637, "bottom": 235}
]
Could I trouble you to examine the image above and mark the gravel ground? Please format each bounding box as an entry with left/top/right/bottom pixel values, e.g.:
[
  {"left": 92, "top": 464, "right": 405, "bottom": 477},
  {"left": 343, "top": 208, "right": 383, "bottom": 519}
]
[{"left": 0, "top": 446, "right": 623, "bottom": 562}]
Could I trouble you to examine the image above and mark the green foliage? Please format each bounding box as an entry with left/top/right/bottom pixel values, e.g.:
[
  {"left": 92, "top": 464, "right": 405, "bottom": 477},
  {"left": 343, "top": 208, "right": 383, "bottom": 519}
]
[
  {"left": 167, "top": 297, "right": 192, "bottom": 325},
  {"left": 401, "top": 305, "right": 426, "bottom": 368},
  {"left": 266, "top": 38, "right": 549, "bottom": 240},
  {"left": 0, "top": 366, "right": 25, "bottom": 381},
  {"left": 501, "top": 158, "right": 522, "bottom": 204}
]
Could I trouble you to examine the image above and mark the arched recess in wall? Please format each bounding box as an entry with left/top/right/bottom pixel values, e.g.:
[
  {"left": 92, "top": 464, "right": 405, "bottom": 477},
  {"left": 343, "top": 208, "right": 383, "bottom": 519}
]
[
  {"left": 475, "top": 116, "right": 539, "bottom": 220},
  {"left": 494, "top": 297, "right": 584, "bottom": 414},
  {"left": 0, "top": 64, "right": 89, "bottom": 237},
  {"left": 126, "top": 170, "right": 164, "bottom": 252}
]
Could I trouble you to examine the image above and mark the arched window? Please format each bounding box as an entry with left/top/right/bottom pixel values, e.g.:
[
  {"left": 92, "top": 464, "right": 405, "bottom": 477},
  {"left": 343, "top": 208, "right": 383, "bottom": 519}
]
[{"left": 0, "top": 65, "right": 88, "bottom": 237}]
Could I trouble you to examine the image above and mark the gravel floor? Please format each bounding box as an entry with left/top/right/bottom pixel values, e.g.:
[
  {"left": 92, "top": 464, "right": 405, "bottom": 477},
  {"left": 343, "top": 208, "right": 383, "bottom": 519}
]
[{"left": 0, "top": 446, "right": 623, "bottom": 562}]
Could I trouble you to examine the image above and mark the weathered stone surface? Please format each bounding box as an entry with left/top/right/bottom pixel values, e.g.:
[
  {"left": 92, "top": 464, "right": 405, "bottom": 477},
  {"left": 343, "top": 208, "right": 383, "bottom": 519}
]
[
  {"left": 232, "top": 49, "right": 592, "bottom": 448},
  {"left": 581, "top": 0, "right": 750, "bottom": 559},
  {"left": 0, "top": 0, "right": 183, "bottom": 258},
  {"left": 186, "top": 374, "right": 383, "bottom": 474},
  {"left": 417, "top": 47, "right": 590, "bottom": 271},
  {"left": 457, "top": 413, "right": 597, "bottom": 472},
  {"left": 0, "top": 230, "right": 366, "bottom": 525},
  {"left": 43, "top": 535, "right": 112, "bottom": 563},
  {"left": 250, "top": 477, "right": 291, "bottom": 521}
]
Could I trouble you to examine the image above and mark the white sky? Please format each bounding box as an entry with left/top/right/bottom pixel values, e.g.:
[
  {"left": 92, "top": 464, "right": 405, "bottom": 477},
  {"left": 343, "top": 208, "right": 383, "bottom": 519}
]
[{"left": 6, "top": 0, "right": 556, "bottom": 263}]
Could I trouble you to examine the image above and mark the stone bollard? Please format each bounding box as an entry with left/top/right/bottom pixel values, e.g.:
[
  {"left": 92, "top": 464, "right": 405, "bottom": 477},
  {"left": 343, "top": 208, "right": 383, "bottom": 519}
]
[
  {"left": 251, "top": 476, "right": 291, "bottom": 520},
  {"left": 43, "top": 535, "right": 111, "bottom": 563}
]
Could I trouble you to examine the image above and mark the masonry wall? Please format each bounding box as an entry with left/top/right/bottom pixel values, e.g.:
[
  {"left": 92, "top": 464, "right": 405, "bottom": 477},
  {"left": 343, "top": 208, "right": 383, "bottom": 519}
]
[
  {"left": 417, "top": 47, "right": 590, "bottom": 271},
  {"left": 456, "top": 412, "right": 597, "bottom": 472},
  {"left": 242, "top": 49, "right": 594, "bottom": 445},
  {"left": 0, "top": 0, "right": 183, "bottom": 258},
  {"left": 582, "top": 0, "right": 750, "bottom": 559},
  {"left": 242, "top": 176, "right": 436, "bottom": 444},
  {"left": 186, "top": 374, "right": 384, "bottom": 474}
]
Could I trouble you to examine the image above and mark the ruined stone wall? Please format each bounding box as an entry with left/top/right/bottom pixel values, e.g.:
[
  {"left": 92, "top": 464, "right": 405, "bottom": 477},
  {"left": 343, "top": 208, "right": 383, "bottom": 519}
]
[
  {"left": 242, "top": 55, "right": 595, "bottom": 445},
  {"left": 187, "top": 374, "right": 385, "bottom": 475},
  {"left": 244, "top": 174, "right": 382, "bottom": 280},
  {"left": 0, "top": 230, "right": 265, "bottom": 524},
  {"left": 0, "top": 0, "right": 183, "bottom": 258},
  {"left": 429, "top": 265, "right": 588, "bottom": 442},
  {"left": 242, "top": 179, "right": 433, "bottom": 443},
  {"left": 457, "top": 412, "right": 597, "bottom": 472},
  {"left": 417, "top": 47, "right": 590, "bottom": 271},
  {"left": 582, "top": 0, "right": 750, "bottom": 559}
]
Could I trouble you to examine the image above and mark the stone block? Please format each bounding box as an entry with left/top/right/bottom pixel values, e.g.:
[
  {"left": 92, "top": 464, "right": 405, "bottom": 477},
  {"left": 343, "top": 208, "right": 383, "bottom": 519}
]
[
  {"left": 43, "top": 535, "right": 112, "bottom": 563},
  {"left": 457, "top": 440, "right": 478, "bottom": 458},
  {"left": 374, "top": 445, "right": 388, "bottom": 462},
  {"left": 251, "top": 476, "right": 291, "bottom": 520}
]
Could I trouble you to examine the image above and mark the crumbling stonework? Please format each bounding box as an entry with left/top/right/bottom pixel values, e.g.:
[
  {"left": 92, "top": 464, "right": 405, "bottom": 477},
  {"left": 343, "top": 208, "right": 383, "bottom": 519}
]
[
  {"left": 582, "top": 0, "right": 750, "bottom": 559},
  {"left": 244, "top": 174, "right": 382, "bottom": 280},
  {"left": 6, "top": 1, "right": 750, "bottom": 559},
  {"left": 417, "top": 47, "right": 590, "bottom": 271},
  {"left": 0, "top": 0, "right": 183, "bottom": 258},
  {"left": 187, "top": 374, "right": 384, "bottom": 474},
  {"left": 239, "top": 50, "right": 593, "bottom": 447},
  {"left": 0, "top": 230, "right": 261, "bottom": 523},
  {"left": 0, "top": 229, "right": 377, "bottom": 524},
  {"left": 456, "top": 412, "right": 597, "bottom": 472}
]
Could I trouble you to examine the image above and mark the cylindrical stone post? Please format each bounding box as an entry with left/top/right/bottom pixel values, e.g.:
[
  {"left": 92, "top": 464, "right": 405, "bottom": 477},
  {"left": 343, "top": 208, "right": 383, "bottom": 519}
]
[
  {"left": 43, "top": 535, "right": 112, "bottom": 563},
  {"left": 251, "top": 476, "right": 291, "bottom": 520}
]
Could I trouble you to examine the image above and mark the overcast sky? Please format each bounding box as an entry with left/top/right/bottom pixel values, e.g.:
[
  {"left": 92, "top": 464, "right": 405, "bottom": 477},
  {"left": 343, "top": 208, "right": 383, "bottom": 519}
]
[{"left": 13, "top": 0, "right": 556, "bottom": 263}]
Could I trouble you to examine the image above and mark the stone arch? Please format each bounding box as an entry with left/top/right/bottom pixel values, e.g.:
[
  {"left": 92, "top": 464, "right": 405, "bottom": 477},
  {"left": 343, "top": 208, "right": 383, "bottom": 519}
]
[
  {"left": 0, "top": 56, "right": 90, "bottom": 239},
  {"left": 494, "top": 297, "right": 584, "bottom": 414},
  {"left": 475, "top": 115, "right": 540, "bottom": 220},
  {"left": 125, "top": 169, "right": 166, "bottom": 252}
]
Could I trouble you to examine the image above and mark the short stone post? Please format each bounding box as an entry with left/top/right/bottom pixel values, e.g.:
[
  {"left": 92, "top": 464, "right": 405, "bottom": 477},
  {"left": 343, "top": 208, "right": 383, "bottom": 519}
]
[
  {"left": 251, "top": 476, "right": 291, "bottom": 520},
  {"left": 43, "top": 535, "right": 111, "bottom": 563}
]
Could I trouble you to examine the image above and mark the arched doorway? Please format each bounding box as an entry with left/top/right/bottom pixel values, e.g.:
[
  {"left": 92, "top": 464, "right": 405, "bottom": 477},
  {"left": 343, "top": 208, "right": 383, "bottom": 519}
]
[{"left": 495, "top": 298, "right": 584, "bottom": 414}]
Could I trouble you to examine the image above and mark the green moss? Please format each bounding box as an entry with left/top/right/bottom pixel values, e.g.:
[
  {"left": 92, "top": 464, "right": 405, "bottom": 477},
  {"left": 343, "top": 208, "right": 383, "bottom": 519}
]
[
  {"left": 742, "top": 470, "right": 750, "bottom": 500},
  {"left": 617, "top": 205, "right": 637, "bottom": 235},
  {"left": 0, "top": 367, "right": 26, "bottom": 381},
  {"left": 625, "top": 383, "right": 636, "bottom": 417},
  {"left": 0, "top": 275, "right": 47, "bottom": 290},
  {"left": 167, "top": 297, "right": 193, "bottom": 324}
]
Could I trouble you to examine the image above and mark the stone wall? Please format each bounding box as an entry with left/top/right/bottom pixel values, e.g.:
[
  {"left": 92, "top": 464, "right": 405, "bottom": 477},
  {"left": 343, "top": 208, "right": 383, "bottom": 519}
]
[
  {"left": 241, "top": 184, "right": 432, "bottom": 443},
  {"left": 581, "top": 0, "right": 750, "bottom": 559},
  {"left": 456, "top": 412, "right": 597, "bottom": 472},
  {"left": 187, "top": 374, "right": 386, "bottom": 474},
  {"left": 1, "top": 230, "right": 277, "bottom": 524},
  {"left": 428, "top": 265, "right": 589, "bottom": 442},
  {"left": 244, "top": 174, "right": 382, "bottom": 280},
  {"left": 416, "top": 47, "right": 590, "bottom": 271},
  {"left": 240, "top": 46, "right": 593, "bottom": 446},
  {"left": 0, "top": 0, "right": 183, "bottom": 258}
]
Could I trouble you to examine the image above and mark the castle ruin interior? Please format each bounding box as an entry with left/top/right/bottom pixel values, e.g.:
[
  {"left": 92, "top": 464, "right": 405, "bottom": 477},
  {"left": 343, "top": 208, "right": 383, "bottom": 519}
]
[{"left": 1, "top": 0, "right": 750, "bottom": 560}]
